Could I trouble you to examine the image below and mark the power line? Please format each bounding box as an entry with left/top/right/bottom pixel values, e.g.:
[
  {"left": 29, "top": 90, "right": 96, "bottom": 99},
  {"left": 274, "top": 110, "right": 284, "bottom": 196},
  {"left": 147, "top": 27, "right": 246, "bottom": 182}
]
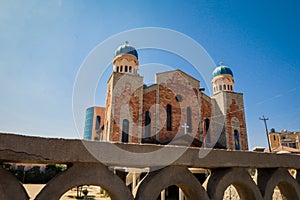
[{"left": 259, "top": 115, "right": 272, "bottom": 152}]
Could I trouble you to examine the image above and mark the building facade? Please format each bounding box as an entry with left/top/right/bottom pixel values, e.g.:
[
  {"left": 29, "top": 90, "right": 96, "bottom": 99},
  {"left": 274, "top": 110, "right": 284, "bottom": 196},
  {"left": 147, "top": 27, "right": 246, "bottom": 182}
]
[
  {"left": 83, "top": 106, "right": 105, "bottom": 140},
  {"left": 269, "top": 129, "right": 300, "bottom": 152},
  {"left": 84, "top": 42, "right": 249, "bottom": 150}
]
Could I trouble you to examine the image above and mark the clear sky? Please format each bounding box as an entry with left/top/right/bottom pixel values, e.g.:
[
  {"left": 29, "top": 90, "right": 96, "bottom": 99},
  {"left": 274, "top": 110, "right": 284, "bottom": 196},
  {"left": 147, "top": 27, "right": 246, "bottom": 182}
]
[{"left": 0, "top": 0, "right": 299, "bottom": 149}]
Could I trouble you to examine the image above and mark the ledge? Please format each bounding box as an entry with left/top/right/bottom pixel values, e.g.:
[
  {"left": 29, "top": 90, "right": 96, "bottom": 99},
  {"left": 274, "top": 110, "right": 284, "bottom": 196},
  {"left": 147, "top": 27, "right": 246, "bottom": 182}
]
[{"left": 0, "top": 133, "right": 300, "bottom": 169}]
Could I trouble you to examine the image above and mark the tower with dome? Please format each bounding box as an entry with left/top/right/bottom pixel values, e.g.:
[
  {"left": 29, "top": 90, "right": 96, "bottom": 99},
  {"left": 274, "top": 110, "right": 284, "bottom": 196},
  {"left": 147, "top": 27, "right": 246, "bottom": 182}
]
[{"left": 84, "top": 42, "right": 248, "bottom": 150}]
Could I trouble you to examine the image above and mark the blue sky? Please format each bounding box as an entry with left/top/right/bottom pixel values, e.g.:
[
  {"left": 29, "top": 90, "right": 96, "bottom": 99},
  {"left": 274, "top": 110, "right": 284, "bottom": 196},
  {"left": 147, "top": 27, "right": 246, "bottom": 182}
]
[{"left": 0, "top": 0, "right": 299, "bottom": 149}]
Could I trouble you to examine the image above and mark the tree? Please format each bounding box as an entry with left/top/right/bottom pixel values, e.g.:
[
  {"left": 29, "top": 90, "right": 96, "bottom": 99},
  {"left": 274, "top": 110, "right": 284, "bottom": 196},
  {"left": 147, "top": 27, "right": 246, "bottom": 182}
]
[
  {"left": 25, "top": 166, "right": 43, "bottom": 183},
  {"left": 44, "top": 164, "right": 66, "bottom": 183}
]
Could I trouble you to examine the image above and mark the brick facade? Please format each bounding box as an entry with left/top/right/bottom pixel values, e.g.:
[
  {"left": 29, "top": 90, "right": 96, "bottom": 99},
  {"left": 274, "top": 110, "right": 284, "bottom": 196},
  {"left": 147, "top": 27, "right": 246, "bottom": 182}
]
[
  {"left": 226, "top": 97, "right": 248, "bottom": 150},
  {"left": 210, "top": 92, "right": 248, "bottom": 150},
  {"left": 142, "top": 85, "right": 157, "bottom": 139},
  {"left": 201, "top": 93, "right": 212, "bottom": 144},
  {"left": 104, "top": 73, "right": 143, "bottom": 143},
  {"left": 99, "top": 69, "right": 248, "bottom": 150},
  {"left": 85, "top": 45, "right": 249, "bottom": 150}
]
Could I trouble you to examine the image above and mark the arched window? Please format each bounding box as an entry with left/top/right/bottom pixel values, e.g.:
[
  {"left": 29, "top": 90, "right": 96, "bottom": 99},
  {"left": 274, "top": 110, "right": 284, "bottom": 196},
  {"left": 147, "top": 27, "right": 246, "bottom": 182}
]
[
  {"left": 223, "top": 84, "right": 226, "bottom": 90},
  {"left": 204, "top": 118, "right": 210, "bottom": 134},
  {"left": 129, "top": 66, "right": 132, "bottom": 73},
  {"left": 230, "top": 85, "right": 233, "bottom": 90},
  {"left": 116, "top": 66, "right": 119, "bottom": 72},
  {"left": 227, "top": 85, "right": 230, "bottom": 90},
  {"left": 166, "top": 104, "right": 172, "bottom": 131},
  {"left": 122, "top": 119, "right": 129, "bottom": 143},
  {"left": 125, "top": 65, "right": 128, "bottom": 72},
  {"left": 234, "top": 130, "right": 240, "bottom": 150},
  {"left": 120, "top": 65, "right": 123, "bottom": 72},
  {"left": 187, "top": 107, "right": 192, "bottom": 132},
  {"left": 95, "top": 116, "right": 101, "bottom": 130},
  {"left": 273, "top": 135, "right": 276, "bottom": 141},
  {"left": 219, "top": 85, "right": 222, "bottom": 91},
  {"left": 145, "top": 111, "right": 151, "bottom": 137}
]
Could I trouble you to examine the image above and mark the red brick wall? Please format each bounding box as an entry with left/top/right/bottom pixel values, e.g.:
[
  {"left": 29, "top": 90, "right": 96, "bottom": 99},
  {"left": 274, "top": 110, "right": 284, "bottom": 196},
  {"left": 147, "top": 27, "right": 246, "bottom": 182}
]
[
  {"left": 201, "top": 94, "right": 212, "bottom": 141},
  {"left": 226, "top": 99, "right": 247, "bottom": 150},
  {"left": 129, "top": 90, "right": 140, "bottom": 143},
  {"left": 142, "top": 88, "right": 157, "bottom": 139},
  {"left": 111, "top": 83, "right": 141, "bottom": 143},
  {"left": 154, "top": 71, "right": 201, "bottom": 143},
  {"left": 158, "top": 84, "right": 181, "bottom": 142},
  {"left": 103, "top": 84, "right": 111, "bottom": 141}
]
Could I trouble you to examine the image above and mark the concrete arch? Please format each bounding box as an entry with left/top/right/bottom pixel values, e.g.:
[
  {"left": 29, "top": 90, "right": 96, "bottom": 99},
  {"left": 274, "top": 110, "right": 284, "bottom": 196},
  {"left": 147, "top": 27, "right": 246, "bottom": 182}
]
[
  {"left": 207, "top": 168, "right": 263, "bottom": 200},
  {"left": 35, "top": 163, "right": 133, "bottom": 200},
  {"left": 258, "top": 168, "right": 300, "bottom": 200},
  {"left": 0, "top": 166, "right": 29, "bottom": 200},
  {"left": 135, "top": 166, "right": 209, "bottom": 200},
  {"left": 297, "top": 169, "right": 300, "bottom": 184}
]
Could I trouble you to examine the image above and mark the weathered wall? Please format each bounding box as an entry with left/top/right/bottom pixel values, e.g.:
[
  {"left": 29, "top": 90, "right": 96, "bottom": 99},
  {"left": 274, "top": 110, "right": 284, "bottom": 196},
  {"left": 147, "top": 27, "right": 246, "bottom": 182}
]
[
  {"left": 200, "top": 93, "right": 212, "bottom": 142},
  {"left": 1, "top": 133, "right": 300, "bottom": 200},
  {"left": 105, "top": 73, "right": 143, "bottom": 143},
  {"left": 211, "top": 91, "right": 248, "bottom": 150},
  {"left": 156, "top": 70, "right": 201, "bottom": 143},
  {"left": 142, "top": 85, "right": 158, "bottom": 139},
  {"left": 1, "top": 133, "right": 300, "bottom": 168}
]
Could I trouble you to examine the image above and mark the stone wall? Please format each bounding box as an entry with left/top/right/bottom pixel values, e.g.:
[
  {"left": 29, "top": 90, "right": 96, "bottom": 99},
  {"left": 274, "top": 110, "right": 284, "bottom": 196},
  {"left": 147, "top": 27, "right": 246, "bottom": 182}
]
[
  {"left": 211, "top": 91, "right": 248, "bottom": 150},
  {"left": 155, "top": 70, "right": 201, "bottom": 142},
  {"left": 106, "top": 73, "right": 143, "bottom": 143},
  {"left": 1, "top": 133, "right": 300, "bottom": 200},
  {"left": 224, "top": 92, "right": 248, "bottom": 150},
  {"left": 200, "top": 93, "right": 212, "bottom": 142},
  {"left": 142, "top": 85, "right": 158, "bottom": 139}
]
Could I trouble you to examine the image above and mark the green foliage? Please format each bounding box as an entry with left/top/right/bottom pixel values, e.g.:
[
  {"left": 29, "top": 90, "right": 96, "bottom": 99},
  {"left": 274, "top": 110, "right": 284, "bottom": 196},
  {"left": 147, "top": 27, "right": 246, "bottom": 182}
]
[
  {"left": 3, "top": 163, "right": 66, "bottom": 184},
  {"left": 2, "top": 163, "right": 13, "bottom": 172},
  {"left": 15, "top": 168, "right": 25, "bottom": 181},
  {"left": 25, "top": 166, "right": 43, "bottom": 183},
  {"left": 82, "top": 188, "right": 89, "bottom": 196},
  {"left": 43, "top": 164, "right": 65, "bottom": 183}
]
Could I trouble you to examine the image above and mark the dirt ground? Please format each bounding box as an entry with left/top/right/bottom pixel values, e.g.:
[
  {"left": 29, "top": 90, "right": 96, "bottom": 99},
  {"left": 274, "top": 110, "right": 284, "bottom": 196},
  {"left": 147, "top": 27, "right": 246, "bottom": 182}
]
[
  {"left": 23, "top": 184, "right": 111, "bottom": 200},
  {"left": 23, "top": 184, "right": 283, "bottom": 200}
]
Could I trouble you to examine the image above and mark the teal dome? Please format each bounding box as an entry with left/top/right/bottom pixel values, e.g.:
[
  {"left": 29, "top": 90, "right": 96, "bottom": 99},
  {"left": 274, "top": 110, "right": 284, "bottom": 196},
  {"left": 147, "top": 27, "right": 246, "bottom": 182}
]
[
  {"left": 114, "top": 42, "right": 138, "bottom": 59},
  {"left": 212, "top": 65, "right": 233, "bottom": 77}
]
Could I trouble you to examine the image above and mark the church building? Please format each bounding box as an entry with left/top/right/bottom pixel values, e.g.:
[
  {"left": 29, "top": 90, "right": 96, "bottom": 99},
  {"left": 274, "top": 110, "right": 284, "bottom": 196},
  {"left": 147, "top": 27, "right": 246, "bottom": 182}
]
[{"left": 84, "top": 42, "right": 248, "bottom": 150}]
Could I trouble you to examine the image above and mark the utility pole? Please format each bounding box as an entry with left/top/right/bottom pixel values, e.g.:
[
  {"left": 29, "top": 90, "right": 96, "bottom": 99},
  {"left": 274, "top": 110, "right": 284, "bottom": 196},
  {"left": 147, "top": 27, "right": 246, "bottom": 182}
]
[{"left": 259, "top": 115, "right": 272, "bottom": 152}]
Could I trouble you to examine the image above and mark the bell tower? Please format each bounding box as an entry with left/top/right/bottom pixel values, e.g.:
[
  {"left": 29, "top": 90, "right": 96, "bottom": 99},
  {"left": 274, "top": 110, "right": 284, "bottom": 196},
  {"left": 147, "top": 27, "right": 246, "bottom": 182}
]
[
  {"left": 212, "top": 62, "right": 235, "bottom": 94},
  {"left": 211, "top": 62, "right": 248, "bottom": 150},
  {"left": 112, "top": 41, "right": 139, "bottom": 75},
  {"left": 104, "top": 42, "right": 143, "bottom": 143}
]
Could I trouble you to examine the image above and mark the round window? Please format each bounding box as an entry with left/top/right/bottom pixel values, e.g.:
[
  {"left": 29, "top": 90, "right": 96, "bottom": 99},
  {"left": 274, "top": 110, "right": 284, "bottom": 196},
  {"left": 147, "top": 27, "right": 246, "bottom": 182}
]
[{"left": 175, "top": 94, "right": 183, "bottom": 102}]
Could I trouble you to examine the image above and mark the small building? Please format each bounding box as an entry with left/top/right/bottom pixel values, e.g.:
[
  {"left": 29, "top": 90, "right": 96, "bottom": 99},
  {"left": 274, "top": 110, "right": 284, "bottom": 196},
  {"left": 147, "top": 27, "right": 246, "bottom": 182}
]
[
  {"left": 83, "top": 106, "right": 105, "bottom": 141},
  {"left": 269, "top": 129, "right": 300, "bottom": 153}
]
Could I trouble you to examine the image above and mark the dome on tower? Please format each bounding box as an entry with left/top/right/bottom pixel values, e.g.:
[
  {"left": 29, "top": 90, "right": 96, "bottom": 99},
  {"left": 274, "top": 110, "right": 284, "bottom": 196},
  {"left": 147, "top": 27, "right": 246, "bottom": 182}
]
[
  {"left": 212, "top": 63, "right": 233, "bottom": 78},
  {"left": 114, "top": 42, "right": 138, "bottom": 59}
]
